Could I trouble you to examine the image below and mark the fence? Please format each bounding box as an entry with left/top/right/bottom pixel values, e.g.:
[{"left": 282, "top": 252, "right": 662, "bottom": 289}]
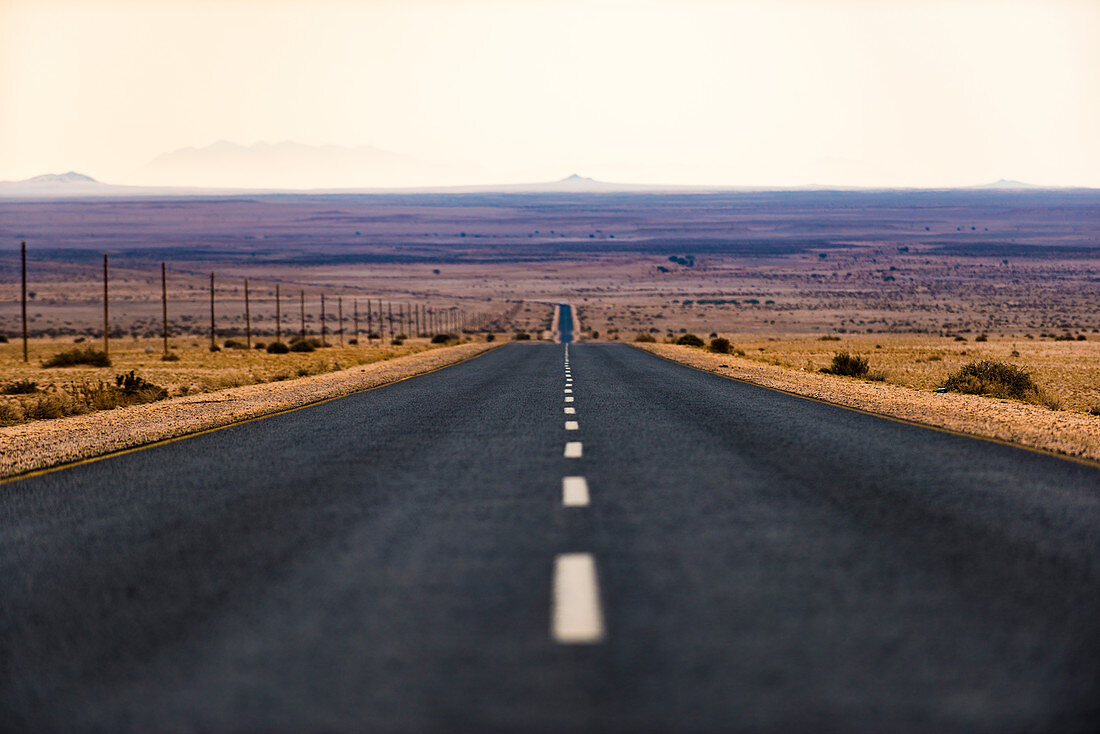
[{"left": 12, "top": 243, "right": 487, "bottom": 362}]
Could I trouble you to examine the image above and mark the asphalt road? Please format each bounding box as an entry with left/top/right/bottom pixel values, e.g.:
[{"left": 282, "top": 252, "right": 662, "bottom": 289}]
[
  {"left": 559, "top": 303, "right": 574, "bottom": 343},
  {"left": 1, "top": 343, "right": 1098, "bottom": 733}
]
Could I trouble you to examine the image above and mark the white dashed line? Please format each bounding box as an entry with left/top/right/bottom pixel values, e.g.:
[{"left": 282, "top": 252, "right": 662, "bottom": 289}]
[
  {"left": 564, "top": 407, "right": 575, "bottom": 414},
  {"left": 562, "top": 476, "right": 590, "bottom": 506},
  {"left": 565, "top": 396, "right": 574, "bottom": 403},
  {"left": 552, "top": 553, "right": 604, "bottom": 644},
  {"left": 564, "top": 389, "right": 573, "bottom": 394},
  {"left": 564, "top": 442, "right": 583, "bottom": 458},
  {"left": 565, "top": 420, "right": 579, "bottom": 430}
]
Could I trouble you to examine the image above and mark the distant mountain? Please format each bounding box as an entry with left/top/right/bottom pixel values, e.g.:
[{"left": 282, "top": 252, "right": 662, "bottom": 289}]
[
  {"left": 444, "top": 173, "right": 667, "bottom": 194},
  {"left": 135, "top": 140, "right": 485, "bottom": 189},
  {"left": 971, "top": 178, "right": 1043, "bottom": 190},
  {"left": 0, "top": 171, "right": 113, "bottom": 196},
  {"left": 22, "top": 171, "right": 100, "bottom": 185}
]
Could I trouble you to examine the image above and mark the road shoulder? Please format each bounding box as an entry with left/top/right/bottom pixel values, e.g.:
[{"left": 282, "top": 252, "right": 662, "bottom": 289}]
[
  {"left": 633, "top": 342, "right": 1100, "bottom": 466},
  {"left": 0, "top": 342, "right": 498, "bottom": 481}
]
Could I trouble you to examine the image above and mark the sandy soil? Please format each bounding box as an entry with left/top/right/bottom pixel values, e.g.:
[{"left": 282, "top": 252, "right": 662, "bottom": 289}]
[
  {"left": 1, "top": 336, "right": 479, "bottom": 401},
  {"left": 636, "top": 342, "right": 1100, "bottom": 465},
  {"left": 640, "top": 332, "right": 1100, "bottom": 414},
  {"left": 0, "top": 341, "right": 497, "bottom": 479}
]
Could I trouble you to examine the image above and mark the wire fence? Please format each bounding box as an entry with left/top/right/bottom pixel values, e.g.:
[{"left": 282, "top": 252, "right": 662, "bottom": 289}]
[{"left": 11, "top": 242, "right": 492, "bottom": 361}]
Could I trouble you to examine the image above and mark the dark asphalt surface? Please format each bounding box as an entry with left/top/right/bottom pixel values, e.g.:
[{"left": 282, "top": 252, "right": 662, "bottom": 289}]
[
  {"left": 559, "top": 303, "right": 574, "bottom": 343},
  {"left": 1, "top": 342, "right": 1098, "bottom": 733}
]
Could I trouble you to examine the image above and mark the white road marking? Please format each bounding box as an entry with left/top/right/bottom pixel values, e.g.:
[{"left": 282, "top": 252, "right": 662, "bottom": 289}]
[
  {"left": 552, "top": 553, "right": 604, "bottom": 643},
  {"left": 565, "top": 396, "right": 574, "bottom": 403},
  {"left": 565, "top": 420, "right": 579, "bottom": 430},
  {"left": 562, "top": 476, "right": 590, "bottom": 506},
  {"left": 564, "top": 407, "right": 576, "bottom": 414},
  {"left": 564, "top": 441, "right": 583, "bottom": 458},
  {"left": 564, "top": 389, "right": 573, "bottom": 394}
]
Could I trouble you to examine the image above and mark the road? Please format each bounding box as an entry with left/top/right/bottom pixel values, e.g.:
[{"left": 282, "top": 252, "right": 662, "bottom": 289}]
[{"left": 1, "top": 343, "right": 1098, "bottom": 732}]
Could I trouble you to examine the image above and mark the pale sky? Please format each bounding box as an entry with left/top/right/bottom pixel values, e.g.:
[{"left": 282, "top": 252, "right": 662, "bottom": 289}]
[{"left": 1, "top": 0, "right": 1098, "bottom": 188}]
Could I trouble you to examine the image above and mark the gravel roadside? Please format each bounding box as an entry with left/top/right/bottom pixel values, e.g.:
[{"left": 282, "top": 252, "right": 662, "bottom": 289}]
[
  {"left": 636, "top": 342, "right": 1100, "bottom": 466},
  {"left": 0, "top": 341, "right": 498, "bottom": 480}
]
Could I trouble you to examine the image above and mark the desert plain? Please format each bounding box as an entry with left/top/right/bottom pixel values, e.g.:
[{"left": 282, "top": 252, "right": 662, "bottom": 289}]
[{"left": 2, "top": 188, "right": 1099, "bottom": 433}]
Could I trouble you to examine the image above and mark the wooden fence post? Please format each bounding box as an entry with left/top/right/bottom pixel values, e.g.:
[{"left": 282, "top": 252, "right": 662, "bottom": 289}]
[
  {"left": 244, "top": 277, "right": 251, "bottom": 349},
  {"left": 20, "top": 241, "right": 28, "bottom": 362},
  {"left": 300, "top": 289, "right": 306, "bottom": 340},
  {"left": 321, "top": 294, "right": 327, "bottom": 345},
  {"left": 209, "top": 272, "right": 215, "bottom": 350},
  {"left": 353, "top": 299, "right": 360, "bottom": 343},
  {"left": 161, "top": 262, "right": 169, "bottom": 357},
  {"left": 338, "top": 297, "right": 344, "bottom": 346},
  {"left": 366, "top": 298, "right": 372, "bottom": 343},
  {"left": 103, "top": 254, "right": 110, "bottom": 357},
  {"left": 275, "top": 284, "right": 281, "bottom": 343}
]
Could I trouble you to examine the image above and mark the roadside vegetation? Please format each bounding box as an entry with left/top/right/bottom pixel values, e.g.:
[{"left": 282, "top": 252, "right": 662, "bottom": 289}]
[
  {"left": 939, "top": 359, "right": 1059, "bottom": 408},
  {"left": 650, "top": 332, "right": 1099, "bottom": 414},
  {"left": 0, "top": 370, "right": 169, "bottom": 426},
  {"left": 42, "top": 347, "right": 111, "bottom": 368},
  {"left": 1, "top": 334, "right": 505, "bottom": 428}
]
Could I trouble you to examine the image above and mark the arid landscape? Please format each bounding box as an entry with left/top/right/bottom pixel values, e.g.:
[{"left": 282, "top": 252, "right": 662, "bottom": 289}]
[
  {"left": 2, "top": 189, "right": 1098, "bottom": 422},
  {"left": 3, "top": 190, "right": 1098, "bottom": 338}
]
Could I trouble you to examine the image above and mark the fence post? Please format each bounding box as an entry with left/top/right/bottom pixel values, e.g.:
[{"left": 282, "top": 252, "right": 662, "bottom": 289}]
[
  {"left": 244, "top": 277, "right": 251, "bottom": 349},
  {"left": 300, "top": 289, "right": 305, "bottom": 340},
  {"left": 161, "top": 262, "right": 169, "bottom": 357},
  {"left": 388, "top": 302, "right": 394, "bottom": 343},
  {"left": 320, "top": 294, "right": 327, "bottom": 345},
  {"left": 103, "top": 254, "right": 110, "bottom": 357},
  {"left": 366, "top": 298, "right": 372, "bottom": 343},
  {"left": 209, "top": 272, "right": 215, "bottom": 350},
  {"left": 20, "top": 241, "right": 28, "bottom": 362},
  {"left": 353, "top": 299, "right": 360, "bottom": 343},
  {"left": 275, "top": 283, "right": 281, "bottom": 343},
  {"left": 338, "top": 297, "right": 344, "bottom": 346}
]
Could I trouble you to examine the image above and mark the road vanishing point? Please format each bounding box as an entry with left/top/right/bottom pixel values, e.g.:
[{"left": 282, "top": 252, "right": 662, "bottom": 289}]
[{"left": 1, "top": 321, "right": 1098, "bottom": 731}]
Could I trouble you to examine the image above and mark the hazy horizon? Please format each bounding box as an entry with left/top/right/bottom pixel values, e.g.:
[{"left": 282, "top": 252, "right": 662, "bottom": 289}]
[{"left": 2, "top": 0, "right": 1098, "bottom": 189}]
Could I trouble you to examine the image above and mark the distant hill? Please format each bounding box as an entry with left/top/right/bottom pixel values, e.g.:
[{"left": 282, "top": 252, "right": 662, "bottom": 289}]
[
  {"left": 21, "top": 172, "right": 100, "bottom": 185},
  {"left": 0, "top": 171, "right": 113, "bottom": 196},
  {"left": 971, "top": 178, "right": 1043, "bottom": 190}
]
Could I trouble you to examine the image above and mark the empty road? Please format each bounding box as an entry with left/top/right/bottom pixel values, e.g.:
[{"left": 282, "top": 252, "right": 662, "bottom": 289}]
[{"left": 1, "top": 343, "right": 1098, "bottom": 732}]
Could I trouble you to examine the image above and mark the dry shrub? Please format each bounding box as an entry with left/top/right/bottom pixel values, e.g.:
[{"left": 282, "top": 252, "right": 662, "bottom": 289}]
[
  {"left": 676, "top": 334, "right": 705, "bottom": 347},
  {"left": 709, "top": 337, "right": 732, "bottom": 354},
  {"left": 0, "top": 400, "right": 25, "bottom": 426},
  {"left": 42, "top": 347, "right": 111, "bottom": 368},
  {"left": 1, "top": 379, "right": 39, "bottom": 395},
  {"left": 823, "top": 352, "right": 869, "bottom": 377},
  {"left": 942, "top": 360, "right": 1039, "bottom": 401},
  {"left": 634, "top": 332, "right": 656, "bottom": 343}
]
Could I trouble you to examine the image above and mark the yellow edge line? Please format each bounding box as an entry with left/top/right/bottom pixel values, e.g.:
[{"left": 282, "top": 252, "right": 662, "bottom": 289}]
[
  {"left": 0, "top": 344, "right": 503, "bottom": 486},
  {"left": 633, "top": 344, "right": 1100, "bottom": 471}
]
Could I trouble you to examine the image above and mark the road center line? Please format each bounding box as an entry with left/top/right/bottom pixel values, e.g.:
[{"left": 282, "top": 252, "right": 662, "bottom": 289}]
[
  {"left": 562, "top": 476, "right": 590, "bottom": 507},
  {"left": 565, "top": 396, "right": 574, "bottom": 402},
  {"left": 552, "top": 553, "right": 604, "bottom": 643},
  {"left": 564, "top": 389, "right": 573, "bottom": 394},
  {"left": 564, "top": 407, "right": 575, "bottom": 414},
  {"left": 565, "top": 420, "right": 579, "bottom": 430},
  {"left": 564, "top": 441, "right": 583, "bottom": 458}
]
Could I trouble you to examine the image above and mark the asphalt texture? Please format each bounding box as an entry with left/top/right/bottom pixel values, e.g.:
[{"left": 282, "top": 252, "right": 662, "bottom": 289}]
[
  {"left": 1, "top": 342, "right": 1098, "bottom": 733},
  {"left": 559, "top": 303, "right": 574, "bottom": 343}
]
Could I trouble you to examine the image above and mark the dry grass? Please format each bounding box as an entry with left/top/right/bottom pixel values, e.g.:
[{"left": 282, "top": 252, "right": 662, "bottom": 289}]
[
  {"left": 0, "top": 336, "right": 486, "bottom": 426},
  {"left": 684, "top": 333, "right": 1100, "bottom": 415}
]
